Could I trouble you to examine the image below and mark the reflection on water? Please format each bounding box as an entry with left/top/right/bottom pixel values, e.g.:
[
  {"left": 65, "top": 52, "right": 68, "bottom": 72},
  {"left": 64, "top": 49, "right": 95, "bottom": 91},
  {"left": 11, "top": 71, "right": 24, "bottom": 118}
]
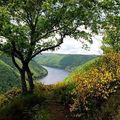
[{"left": 39, "top": 66, "right": 69, "bottom": 85}]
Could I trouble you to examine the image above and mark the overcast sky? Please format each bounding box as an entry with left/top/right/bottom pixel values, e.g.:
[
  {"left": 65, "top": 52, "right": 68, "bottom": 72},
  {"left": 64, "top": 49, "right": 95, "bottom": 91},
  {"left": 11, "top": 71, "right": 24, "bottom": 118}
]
[{"left": 44, "top": 34, "right": 103, "bottom": 55}]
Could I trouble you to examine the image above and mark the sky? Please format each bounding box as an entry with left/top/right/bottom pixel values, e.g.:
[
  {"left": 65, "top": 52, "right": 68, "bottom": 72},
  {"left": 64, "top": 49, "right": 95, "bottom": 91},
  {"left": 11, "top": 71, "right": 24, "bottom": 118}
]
[
  {"left": 0, "top": 27, "right": 103, "bottom": 55},
  {"left": 44, "top": 34, "right": 103, "bottom": 55}
]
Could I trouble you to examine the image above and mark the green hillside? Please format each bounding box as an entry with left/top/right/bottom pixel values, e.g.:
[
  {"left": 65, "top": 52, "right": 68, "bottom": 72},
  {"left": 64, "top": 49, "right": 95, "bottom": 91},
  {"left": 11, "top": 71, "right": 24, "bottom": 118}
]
[
  {"left": 34, "top": 53, "right": 97, "bottom": 71},
  {"left": 0, "top": 60, "right": 20, "bottom": 93},
  {"left": 65, "top": 57, "right": 101, "bottom": 82},
  {"left": 0, "top": 53, "right": 47, "bottom": 93},
  {"left": 55, "top": 53, "right": 120, "bottom": 120}
]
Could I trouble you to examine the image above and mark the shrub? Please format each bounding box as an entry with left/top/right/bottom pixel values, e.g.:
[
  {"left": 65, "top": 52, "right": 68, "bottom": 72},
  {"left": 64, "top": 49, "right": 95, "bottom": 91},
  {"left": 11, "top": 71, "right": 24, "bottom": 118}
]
[
  {"left": 58, "top": 53, "right": 120, "bottom": 119},
  {"left": 65, "top": 53, "right": 120, "bottom": 117},
  {"left": 0, "top": 84, "right": 46, "bottom": 120},
  {"left": 0, "top": 94, "right": 8, "bottom": 108}
]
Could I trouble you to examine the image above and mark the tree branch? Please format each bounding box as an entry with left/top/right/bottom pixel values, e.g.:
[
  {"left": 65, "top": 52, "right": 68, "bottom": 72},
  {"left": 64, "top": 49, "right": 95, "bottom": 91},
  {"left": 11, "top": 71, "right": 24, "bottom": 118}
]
[
  {"left": 11, "top": 52, "right": 22, "bottom": 72},
  {"left": 11, "top": 41, "right": 24, "bottom": 61},
  {"left": 30, "top": 24, "right": 79, "bottom": 60},
  {"left": 31, "top": 34, "right": 65, "bottom": 59}
]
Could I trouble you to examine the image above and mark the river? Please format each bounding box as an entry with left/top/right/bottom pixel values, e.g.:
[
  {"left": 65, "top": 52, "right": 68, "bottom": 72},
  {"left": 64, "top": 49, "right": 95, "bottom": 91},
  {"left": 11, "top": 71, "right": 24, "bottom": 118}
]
[{"left": 40, "top": 66, "right": 69, "bottom": 85}]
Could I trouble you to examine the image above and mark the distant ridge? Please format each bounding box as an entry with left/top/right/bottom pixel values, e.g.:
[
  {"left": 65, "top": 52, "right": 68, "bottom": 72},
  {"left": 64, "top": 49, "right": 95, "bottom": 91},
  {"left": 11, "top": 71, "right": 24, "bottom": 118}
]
[{"left": 34, "top": 53, "right": 97, "bottom": 71}]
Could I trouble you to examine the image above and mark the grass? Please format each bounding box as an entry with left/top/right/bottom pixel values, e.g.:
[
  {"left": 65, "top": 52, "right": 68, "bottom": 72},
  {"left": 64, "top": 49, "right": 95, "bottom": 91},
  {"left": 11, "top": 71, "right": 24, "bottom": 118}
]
[
  {"left": 34, "top": 108, "right": 52, "bottom": 120},
  {"left": 0, "top": 83, "right": 55, "bottom": 120},
  {"left": 0, "top": 84, "right": 46, "bottom": 120},
  {"left": 115, "top": 109, "right": 120, "bottom": 120}
]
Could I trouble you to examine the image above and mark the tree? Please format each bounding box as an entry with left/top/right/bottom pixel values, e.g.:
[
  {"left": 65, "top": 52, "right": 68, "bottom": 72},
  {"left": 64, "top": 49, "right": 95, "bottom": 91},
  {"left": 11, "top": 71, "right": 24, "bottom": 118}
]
[
  {"left": 0, "top": 0, "right": 101, "bottom": 94},
  {"left": 101, "top": 15, "right": 120, "bottom": 53},
  {"left": 101, "top": 0, "right": 120, "bottom": 53}
]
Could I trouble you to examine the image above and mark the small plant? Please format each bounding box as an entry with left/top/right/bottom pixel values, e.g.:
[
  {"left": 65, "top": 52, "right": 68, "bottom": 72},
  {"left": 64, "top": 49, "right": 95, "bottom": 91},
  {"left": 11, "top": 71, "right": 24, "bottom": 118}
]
[{"left": 34, "top": 109, "right": 52, "bottom": 120}]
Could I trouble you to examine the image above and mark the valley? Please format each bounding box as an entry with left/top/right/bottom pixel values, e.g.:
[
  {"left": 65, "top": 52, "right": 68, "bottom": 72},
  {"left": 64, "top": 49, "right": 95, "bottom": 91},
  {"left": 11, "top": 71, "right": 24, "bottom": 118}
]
[
  {"left": 0, "top": 1, "right": 119, "bottom": 119},
  {"left": 34, "top": 53, "right": 97, "bottom": 71}
]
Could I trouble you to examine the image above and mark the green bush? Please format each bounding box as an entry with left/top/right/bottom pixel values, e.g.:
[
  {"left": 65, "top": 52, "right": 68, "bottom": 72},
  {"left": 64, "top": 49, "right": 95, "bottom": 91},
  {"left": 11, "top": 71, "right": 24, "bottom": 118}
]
[{"left": 34, "top": 109, "right": 52, "bottom": 120}]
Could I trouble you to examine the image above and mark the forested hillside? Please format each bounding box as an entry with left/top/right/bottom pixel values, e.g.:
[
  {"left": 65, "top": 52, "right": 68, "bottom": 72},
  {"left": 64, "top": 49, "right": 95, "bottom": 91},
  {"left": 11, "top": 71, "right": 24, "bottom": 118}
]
[
  {"left": 34, "top": 53, "right": 97, "bottom": 71},
  {"left": 0, "top": 53, "right": 47, "bottom": 93}
]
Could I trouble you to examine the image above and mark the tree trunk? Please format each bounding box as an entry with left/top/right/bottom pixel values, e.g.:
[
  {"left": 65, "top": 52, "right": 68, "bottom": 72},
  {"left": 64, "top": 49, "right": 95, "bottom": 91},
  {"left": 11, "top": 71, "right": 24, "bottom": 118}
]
[
  {"left": 20, "top": 69, "right": 27, "bottom": 94},
  {"left": 11, "top": 54, "right": 27, "bottom": 94},
  {"left": 26, "top": 65, "right": 34, "bottom": 93}
]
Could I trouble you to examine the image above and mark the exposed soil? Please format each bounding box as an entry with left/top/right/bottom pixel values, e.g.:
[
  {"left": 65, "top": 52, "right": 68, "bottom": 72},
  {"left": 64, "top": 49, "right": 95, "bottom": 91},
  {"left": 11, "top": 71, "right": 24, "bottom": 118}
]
[
  {"left": 46, "top": 99, "right": 70, "bottom": 120},
  {"left": 44, "top": 86, "right": 72, "bottom": 120}
]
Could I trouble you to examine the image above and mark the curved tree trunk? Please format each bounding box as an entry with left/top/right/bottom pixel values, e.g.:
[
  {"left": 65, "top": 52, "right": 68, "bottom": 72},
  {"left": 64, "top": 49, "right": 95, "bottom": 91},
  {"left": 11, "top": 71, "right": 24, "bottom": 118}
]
[
  {"left": 11, "top": 54, "right": 27, "bottom": 94},
  {"left": 26, "top": 65, "right": 34, "bottom": 93}
]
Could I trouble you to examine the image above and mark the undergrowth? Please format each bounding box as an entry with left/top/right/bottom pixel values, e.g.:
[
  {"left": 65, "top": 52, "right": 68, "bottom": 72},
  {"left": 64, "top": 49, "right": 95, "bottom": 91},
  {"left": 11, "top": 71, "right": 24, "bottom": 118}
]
[
  {"left": 0, "top": 84, "right": 46, "bottom": 120},
  {"left": 53, "top": 53, "right": 120, "bottom": 120}
]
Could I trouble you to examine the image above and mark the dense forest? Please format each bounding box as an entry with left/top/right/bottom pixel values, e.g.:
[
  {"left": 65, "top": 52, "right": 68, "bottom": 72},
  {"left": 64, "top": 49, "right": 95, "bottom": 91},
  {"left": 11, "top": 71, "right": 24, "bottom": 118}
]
[{"left": 0, "top": 0, "right": 120, "bottom": 120}]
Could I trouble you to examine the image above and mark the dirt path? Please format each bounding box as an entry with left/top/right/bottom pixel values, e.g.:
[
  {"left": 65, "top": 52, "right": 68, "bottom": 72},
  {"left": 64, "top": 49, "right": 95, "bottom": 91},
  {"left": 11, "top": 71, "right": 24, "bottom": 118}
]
[
  {"left": 47, "top": 100, "right": 69, "bottom": 120},
  {"left": 44, "top": 88, "right": 71, "bottom": 120}
]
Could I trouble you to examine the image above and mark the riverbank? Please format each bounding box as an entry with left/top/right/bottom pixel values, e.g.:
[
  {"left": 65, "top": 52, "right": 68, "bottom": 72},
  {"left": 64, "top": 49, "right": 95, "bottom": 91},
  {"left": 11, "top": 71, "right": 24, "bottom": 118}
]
[
  {"left": 34, "top": 53, "right": 97, "bottom": 72},
  {"left": 37, "top": 66, "right": 69, "bottom": 85}
]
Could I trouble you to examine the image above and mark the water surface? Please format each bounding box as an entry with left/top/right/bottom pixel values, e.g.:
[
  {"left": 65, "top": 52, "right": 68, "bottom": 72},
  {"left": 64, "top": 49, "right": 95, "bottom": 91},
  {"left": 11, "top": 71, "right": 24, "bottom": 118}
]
[{"left": 40, "top": 66, "right": 69, "bottom": 85}]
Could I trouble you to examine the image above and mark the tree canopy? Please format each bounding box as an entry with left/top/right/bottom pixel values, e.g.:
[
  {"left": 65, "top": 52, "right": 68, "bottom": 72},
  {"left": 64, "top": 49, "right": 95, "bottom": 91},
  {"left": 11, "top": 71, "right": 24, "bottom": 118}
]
[
  {"left": 101, "top": 0, "right": 120, "bottom": 53},
  {"left": 101, "top": 15, "right": 120, "bottom": 53},
  {"left": 0, "top": 0, "right": 101, "bottom": 60}
]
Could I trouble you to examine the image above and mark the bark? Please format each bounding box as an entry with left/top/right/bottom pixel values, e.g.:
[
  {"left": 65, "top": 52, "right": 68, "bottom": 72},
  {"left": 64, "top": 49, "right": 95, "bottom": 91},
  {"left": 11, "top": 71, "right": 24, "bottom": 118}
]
[
  {"left": 11, "top": 54, "right": 27, "bottom": 94},
  {"left": 20, "top": 69, "right": 27, "bottom": 94},
  {"left": 26, "top": 65, "right": 34, "bottom": 93}
]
